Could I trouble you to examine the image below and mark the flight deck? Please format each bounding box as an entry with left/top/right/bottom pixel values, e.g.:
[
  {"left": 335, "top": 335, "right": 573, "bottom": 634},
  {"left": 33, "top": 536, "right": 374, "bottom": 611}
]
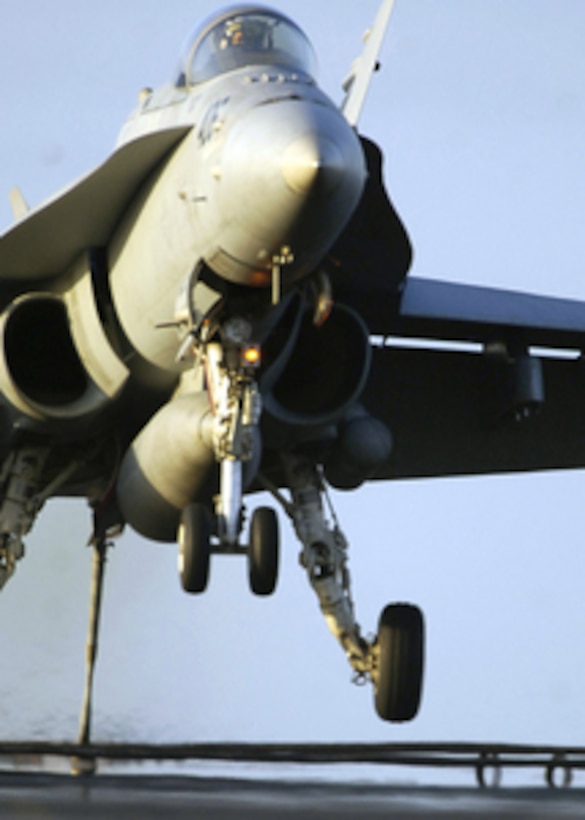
[{"left": 3, "top": 741, "right": 585, "bottom": 818}]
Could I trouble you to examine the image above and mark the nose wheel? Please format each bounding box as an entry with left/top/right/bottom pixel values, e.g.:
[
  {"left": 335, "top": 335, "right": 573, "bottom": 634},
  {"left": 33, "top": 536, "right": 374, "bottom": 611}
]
[
  {"left": 177, "top": 502, "right": 279, "bottom": 597},
  {"left": 178, "top": 503, "right": 212, "bottom": 593},
  {"left": 248, "top": 506, "right": 279, "bottom": 596}
]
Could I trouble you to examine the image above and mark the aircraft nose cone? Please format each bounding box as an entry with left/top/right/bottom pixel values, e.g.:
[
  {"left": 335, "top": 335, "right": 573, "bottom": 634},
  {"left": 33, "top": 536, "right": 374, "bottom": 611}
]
[
  {"left": 214, "top": 97, "right": 366, "bottom": 285},
  {"left": 282, "top": 135, "right": 345, "bottom": 196}
]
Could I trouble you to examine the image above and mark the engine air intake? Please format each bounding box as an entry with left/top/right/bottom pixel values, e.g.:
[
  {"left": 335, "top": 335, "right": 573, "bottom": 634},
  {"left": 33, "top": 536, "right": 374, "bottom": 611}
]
[
  {"left": 4, "top": 297, "right": 87, "bottom": 407},
  {"left": 263, "top": 303, "right": 371, "bottom": 427}
]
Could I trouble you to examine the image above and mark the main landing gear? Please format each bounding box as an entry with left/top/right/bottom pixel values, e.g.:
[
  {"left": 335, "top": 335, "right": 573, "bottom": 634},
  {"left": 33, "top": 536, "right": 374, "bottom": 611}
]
[
  {"left": 177, "top": 451, "right": 424, "bottom": 723},
  {"left": 279, "top": 454, "right": 424, "bottom": 722},
  {"left": 375, "top": 603, "right": 424, "bottom": 722}
]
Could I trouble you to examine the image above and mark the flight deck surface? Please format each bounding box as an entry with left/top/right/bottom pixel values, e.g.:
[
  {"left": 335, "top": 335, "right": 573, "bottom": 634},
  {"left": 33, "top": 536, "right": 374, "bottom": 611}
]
[
  {"left": 3, "top": 771, "right": 585, "bottom": 819},
  {"left": 2, "top": 742, "right": 585, "bottom": 819}
]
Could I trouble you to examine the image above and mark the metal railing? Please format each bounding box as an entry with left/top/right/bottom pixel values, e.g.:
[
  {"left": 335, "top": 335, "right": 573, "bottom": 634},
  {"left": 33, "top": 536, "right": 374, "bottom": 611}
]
[{"left": 0, "top": 741, "right": 583, "bottom": 788}]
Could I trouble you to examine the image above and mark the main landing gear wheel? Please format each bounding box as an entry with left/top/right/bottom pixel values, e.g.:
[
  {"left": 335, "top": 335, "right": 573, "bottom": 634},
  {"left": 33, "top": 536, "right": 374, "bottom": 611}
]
[
  {"left": 374, "top": 603, "right": 424, "bottom": 722},
  {"left": 248, "top": 507, "right": 279, "bottom": 596},
  {"left": 178, "top": 503, "right": 211, "bottom": 594}
]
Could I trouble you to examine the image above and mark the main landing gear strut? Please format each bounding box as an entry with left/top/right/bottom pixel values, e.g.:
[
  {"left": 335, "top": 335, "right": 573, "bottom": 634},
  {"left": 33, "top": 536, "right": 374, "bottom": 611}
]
[
  {"left": 279, "top": 454, "right": 424, "bottom": 722},
  {"left": 179, "top": 449, "right": 424, "bottom": 722}
]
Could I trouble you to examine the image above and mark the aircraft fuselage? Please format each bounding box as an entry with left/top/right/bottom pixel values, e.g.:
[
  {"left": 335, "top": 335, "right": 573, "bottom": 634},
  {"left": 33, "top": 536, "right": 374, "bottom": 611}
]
[{"left": 110, "top": 66, "right": 366, "bottom": 376}]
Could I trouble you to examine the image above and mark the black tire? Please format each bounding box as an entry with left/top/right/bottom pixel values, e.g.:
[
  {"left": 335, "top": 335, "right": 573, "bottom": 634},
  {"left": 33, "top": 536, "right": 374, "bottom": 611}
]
[
  {"left": 374, "top": 603, "right": 424, "bottom": 722},
  {"left": 178, "top": 503, "right": 211, "bottom": 594},
  {"left": 248, "top": 507, "right": 279, "bottom": 596}
]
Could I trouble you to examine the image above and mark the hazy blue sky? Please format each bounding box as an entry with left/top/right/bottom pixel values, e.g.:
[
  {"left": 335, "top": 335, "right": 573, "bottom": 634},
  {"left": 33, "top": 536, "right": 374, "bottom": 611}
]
[{"left": 2, "top": 0, "right": 585, "bottom": 753}]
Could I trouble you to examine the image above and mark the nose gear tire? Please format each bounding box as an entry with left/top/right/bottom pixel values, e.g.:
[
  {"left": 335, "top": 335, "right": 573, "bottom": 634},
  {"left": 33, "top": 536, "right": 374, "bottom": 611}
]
[
  {"left": 178, "top": 503, "right": 212, "bottom": 594},
  {"left": 248, "top": 507, "right": 279, "bottom": 596}
]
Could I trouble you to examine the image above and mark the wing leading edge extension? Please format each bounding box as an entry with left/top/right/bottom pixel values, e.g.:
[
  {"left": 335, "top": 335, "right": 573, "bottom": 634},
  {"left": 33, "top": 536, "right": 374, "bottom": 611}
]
[
  {"left": 0, "top": 127, "right": 190, "bottom": 283},
  {"left": 362, "top": 277, "right": 585, "bottom": 480}
]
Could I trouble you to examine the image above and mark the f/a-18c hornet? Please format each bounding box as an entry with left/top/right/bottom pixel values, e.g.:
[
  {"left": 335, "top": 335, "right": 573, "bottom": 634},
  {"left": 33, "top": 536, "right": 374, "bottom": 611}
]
[{"left": 2, "top": 0, "right": 585, "bottom": 738}]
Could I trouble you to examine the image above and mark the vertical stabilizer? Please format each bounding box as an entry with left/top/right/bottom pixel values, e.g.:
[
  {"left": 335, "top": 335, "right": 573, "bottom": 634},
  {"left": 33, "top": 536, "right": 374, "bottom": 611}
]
[
  {"left": 9, "top": 187, "right": 30, "bottom": 221},
  {"left": 341, "top": 0, "right": 395, "bottom": 127}
]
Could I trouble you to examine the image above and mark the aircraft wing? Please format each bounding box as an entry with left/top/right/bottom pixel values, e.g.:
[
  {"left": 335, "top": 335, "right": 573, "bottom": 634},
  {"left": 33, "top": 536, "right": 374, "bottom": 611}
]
[
  {"left": 0, "top": 126, "right": 190, "bottom": 283},
  {"left": 361, "top": 277, "right": 585, "bottom": 480}
]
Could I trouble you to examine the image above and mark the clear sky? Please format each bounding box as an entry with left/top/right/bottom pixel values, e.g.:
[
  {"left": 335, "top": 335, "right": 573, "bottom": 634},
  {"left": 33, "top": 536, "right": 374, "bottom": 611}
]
[{"left": 2, "top": 0, "right": 585, "bottom": 751}]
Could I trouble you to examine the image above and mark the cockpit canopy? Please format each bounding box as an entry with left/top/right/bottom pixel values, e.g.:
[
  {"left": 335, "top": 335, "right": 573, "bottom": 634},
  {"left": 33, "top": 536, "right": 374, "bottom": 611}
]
[{"left": 176, "top": 5, "right": 317, "bottom": 86}]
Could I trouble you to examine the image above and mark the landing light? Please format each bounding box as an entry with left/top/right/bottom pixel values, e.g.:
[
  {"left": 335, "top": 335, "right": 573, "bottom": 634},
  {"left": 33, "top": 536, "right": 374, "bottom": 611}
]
[{"left": 241, "top": 343, "right": 261, "bottom": 368}]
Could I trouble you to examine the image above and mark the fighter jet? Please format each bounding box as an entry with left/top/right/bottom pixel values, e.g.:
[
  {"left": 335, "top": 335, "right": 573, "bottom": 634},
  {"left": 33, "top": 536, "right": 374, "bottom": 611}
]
[{"left": 2, "top": 0, "right": 585, "bottom": 736}]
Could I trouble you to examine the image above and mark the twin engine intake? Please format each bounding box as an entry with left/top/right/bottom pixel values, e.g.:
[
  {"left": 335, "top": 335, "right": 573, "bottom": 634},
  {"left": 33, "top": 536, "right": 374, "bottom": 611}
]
[
  {"left": 0, "top": 258, "right": 128, "bottom": 435},
  {"left": 0, "top": 257, "right": 388, "bottom": 541}
]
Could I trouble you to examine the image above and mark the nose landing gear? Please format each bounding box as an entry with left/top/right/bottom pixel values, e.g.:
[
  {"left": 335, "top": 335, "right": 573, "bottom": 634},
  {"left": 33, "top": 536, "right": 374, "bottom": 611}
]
[
  {"left": 178, "top": 498, "right": 280, "bottom": 597},
  {"left": 177, "top": 313, "right": 280, "bottom": 597},
  {"left": 178, "top": 503, "right": 212, "bottom": 594},
  {"left": 248, "top": 506, "right": 279, "bottom": 596}
]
